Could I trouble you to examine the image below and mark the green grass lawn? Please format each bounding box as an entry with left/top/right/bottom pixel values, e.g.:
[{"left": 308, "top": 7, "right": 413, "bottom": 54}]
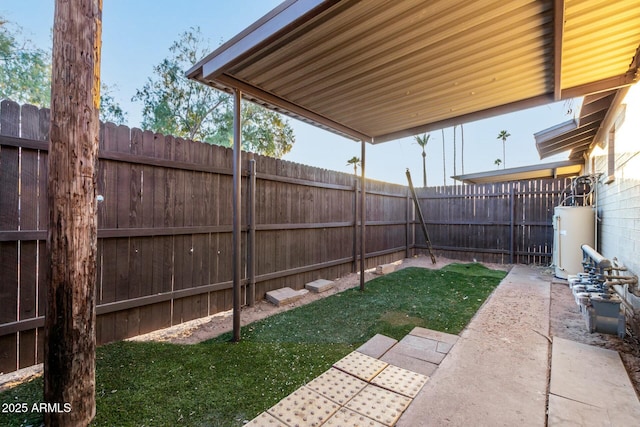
[{"left": 0, "top": 263, "right": 506, "bottom": 427}]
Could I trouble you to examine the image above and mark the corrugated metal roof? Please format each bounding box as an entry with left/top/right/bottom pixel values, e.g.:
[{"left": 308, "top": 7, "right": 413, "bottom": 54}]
[
  {"left": 535, "top": 89, "right": 616, "bottom": 159},
  {"left": 187, "top": 0, "right": 640, "bottom": 143}
]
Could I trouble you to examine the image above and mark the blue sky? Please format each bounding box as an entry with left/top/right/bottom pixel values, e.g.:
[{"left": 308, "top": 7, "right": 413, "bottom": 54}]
[{"left": 2, "top": 0, "right": 574, "bottom": 185}]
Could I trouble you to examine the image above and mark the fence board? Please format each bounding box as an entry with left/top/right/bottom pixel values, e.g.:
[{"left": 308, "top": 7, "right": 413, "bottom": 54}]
[{"left": 0, "top": 101, "right": 20, "bottom": 374}]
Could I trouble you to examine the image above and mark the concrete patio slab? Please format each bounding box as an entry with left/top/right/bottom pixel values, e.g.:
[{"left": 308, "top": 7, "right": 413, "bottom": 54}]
[
  {"left": 356, "top": 334, "right": 398, "bottom": 359},
  {"left": 547, "top": 394, "right": 610, "bottom": 427},
  {"left": 549, "top": 337, "right": 640, "bottom": 426},
  {"left": 396, "top": 265, "right": 551, "bottom": 427}
]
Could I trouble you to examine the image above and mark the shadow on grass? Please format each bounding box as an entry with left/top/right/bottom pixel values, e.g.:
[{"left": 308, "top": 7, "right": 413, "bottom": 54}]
[{"left": 0, "top": 263, "right": 506, "bottom": 427}]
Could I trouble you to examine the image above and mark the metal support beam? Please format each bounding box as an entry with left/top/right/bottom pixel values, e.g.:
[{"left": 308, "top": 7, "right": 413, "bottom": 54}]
[
  {"left": 360, "top": 139, "right": 366, "bottom": 291},
  {"left": 232, "top": 88, "right": 242, "bottom": 342},
  {"left": 553, "top": 0, "right": 565, "bottom": 100},
  {"left": 248, "top": 159, "right": 256, "bottom": 306}
]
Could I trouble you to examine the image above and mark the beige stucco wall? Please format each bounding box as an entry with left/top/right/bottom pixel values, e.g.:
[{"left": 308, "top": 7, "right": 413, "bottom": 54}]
[{"left": 588, "top": 82, "right": 640, "bottom": 311}]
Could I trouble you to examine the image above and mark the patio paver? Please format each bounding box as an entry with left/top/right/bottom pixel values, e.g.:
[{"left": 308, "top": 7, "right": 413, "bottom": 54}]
[
  {"left": 548, "top": 337, "right": 640, "bottom": 426},
  {"left": 246, "top": 327, "right": 451, "bottom": 427},
  {"left": 356, "top": 334, "right": 397, "bottom": 359}
]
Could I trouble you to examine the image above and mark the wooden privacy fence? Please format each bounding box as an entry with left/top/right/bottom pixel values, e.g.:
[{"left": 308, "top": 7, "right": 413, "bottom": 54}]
[
  {"left": 0, "top": 100, "right": 408, "bottom": 374},
  {"left": 0, "top": 100, "right": 569, "bottom": 374},
  {"left": 415, "top": 179, "right": 571, "bottom": 264}
]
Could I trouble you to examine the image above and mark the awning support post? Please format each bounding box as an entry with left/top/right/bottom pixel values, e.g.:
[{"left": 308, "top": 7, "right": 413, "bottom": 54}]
[
  {"left": 247, "top": 159, "right": 256, "bottom": 307},
  {"left": 360, "top": 139, "right": 366, "bottom": 291},
  {"left": 232, "top": 88, "right": 242, "bottom": 342}
]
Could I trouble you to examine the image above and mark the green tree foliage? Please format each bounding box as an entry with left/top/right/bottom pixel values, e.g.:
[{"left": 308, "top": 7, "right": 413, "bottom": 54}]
[
  {"left": 99, "top": 83, "right": 128, "bottom": 125},
  {"left": 133, "top": 28, "right": 295, "bottom": 157},
  {"left": 0, "top": 18, "right": 51, "bottom": 106},
  {"left": 0, "top": 16, "right": 126, "bottom": 125}
]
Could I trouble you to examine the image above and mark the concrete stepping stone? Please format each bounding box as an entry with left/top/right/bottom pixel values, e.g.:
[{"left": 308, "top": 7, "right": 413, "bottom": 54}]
[
  {"left": 408, "top": 327, "right": 459, "bottom": 345},
  {"left": 265, "top": 287, "right": 308, "bottom": 306},
  {"left": 384, "top": 341, "right": 445, "bottom": 365},
  {"left": 371, "top": 365, "right": 429, "bottom": 398},
  {"left": 334, "top": 351, "right": 388, "bottom": 382},
  {"left": 436, "top": 341, "right": 453, "bottom": 354},
  {"left": 305, "top": 279, "right": 334, "bottom": 293},
  {"left": 267, "top": 386, "right": 338, "bottom": 427},
  {"left": 306, "top": 367, "right": 367, "bottom": 405},
  {"left": 345, "top": 384, "right": 411, "bottom": 426},
  {"left": 323, "top": 407, "right": 386, "bottom": 427},
  {"left": 380, "top": 351, "right": 438, "bottom": 377},
  {"left": 356, "top": 334, "right": 398, "bottom": 359},
  {"left": 244, "top": 411, "right": 288, "bottom": 426},
  {"left": 375, "top": 263, "right": 395, "bottom": 275}
]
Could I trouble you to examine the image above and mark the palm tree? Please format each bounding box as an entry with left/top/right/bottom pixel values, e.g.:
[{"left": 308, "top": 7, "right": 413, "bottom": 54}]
[
  {"left": 346, "top": 156, "right": 361, "bottom": 175},
  {"left": 496, "top": 130, "right": 510, "bottom": 169},
  {"left": 414, "top": 133, "right": 430, "bottom": 187},
  {"left": 494, "top": 158, "right": 502, "bottom": 169}
]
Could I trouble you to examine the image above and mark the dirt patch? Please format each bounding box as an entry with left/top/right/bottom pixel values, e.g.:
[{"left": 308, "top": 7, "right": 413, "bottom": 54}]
[
  {"left": 548, "top": 277, "right": 640, "bottom": 399},
  {"left": 380, "top": 310, "right": 425, "bottom": 327}
]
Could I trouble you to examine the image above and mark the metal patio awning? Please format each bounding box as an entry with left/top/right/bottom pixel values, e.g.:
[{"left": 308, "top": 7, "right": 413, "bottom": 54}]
[
  {"left": 535, "top": 89, "right": 617, "bottom": 160},
  {"left": 452, "top": 160, "right": 583, "bottom": 184},
  {"left": 186, "top": 0, "right": 640, "bottom": 340},
  {"left": 187, "top": 0, "right": 640, "bottom": 144}
]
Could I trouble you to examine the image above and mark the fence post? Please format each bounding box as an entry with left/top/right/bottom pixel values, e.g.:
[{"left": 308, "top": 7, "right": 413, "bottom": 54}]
[
  {"left": 231, "top": 88, "right": 242, "bottom": 342},
  {"left": 247, "top": 159, "right": 256, "bottom": 306},
  {"left": 360, "top": 140, "right": 366, "bottom": 291},
  {"left": 509, "top": 183, "right": 515, "bottom": 264},
  {"left": 352, "top": 178, "right": 358, "bottom": 273},
  {"left": 405, "top": 190, "right": 411, "bottom": 259}
]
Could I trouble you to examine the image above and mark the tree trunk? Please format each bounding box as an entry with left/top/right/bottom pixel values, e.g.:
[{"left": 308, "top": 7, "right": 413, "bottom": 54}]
[
  {"left": 45, "top": 0, "right": 102, "bottom": 425},
  {"left": 503, "top": 140, "right": 506, "bottom": 168}
]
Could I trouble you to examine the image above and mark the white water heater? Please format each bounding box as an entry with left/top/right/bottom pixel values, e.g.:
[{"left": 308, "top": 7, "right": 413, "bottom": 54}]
[{"left": 553, "top": 206, "right": 595, "bottom": 279}]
